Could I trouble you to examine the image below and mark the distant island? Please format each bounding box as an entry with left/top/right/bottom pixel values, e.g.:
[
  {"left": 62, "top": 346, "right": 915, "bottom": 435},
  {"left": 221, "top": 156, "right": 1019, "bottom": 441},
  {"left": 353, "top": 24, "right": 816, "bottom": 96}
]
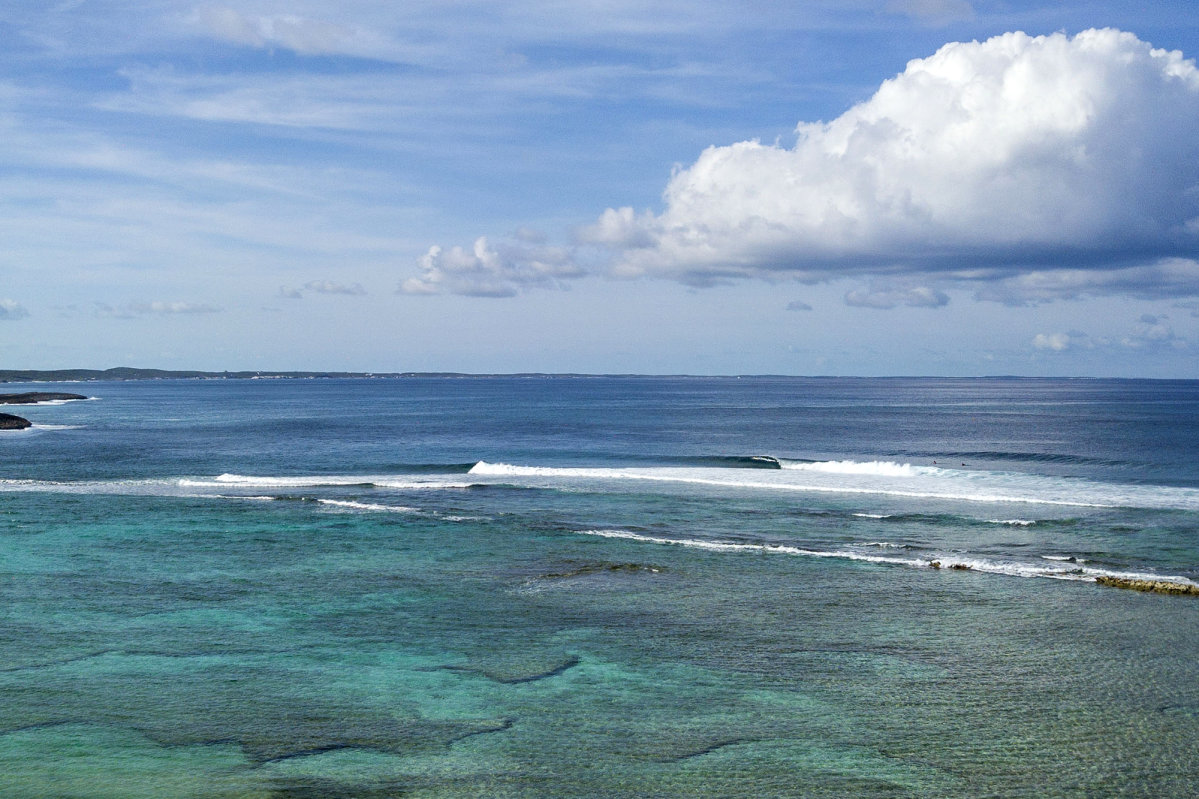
[
  {"left": 0, "top": 392, "right": 90, "bottom": 404},
  {"left": 0, "top": 392, "right": 90, "bottom": 430},
  {"left": 0, "top": 368, "right": 699, "bottom": 383},
  {"left": 0, "top": 368, "right": 408, "bottom": 383}
]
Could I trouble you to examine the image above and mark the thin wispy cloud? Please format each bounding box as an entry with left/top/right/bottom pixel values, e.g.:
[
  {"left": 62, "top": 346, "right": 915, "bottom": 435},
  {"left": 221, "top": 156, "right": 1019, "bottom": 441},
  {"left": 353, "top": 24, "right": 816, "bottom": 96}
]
[
  {"left": 0, "top": 299, "right": 29, "bottom": 320},
  {"left": 93, "top": 301, "right": 223, "bottom": 318},
  {"left": 306, "top": 281, "right": 367, "bottom": 296},
  {"left": 190, "top": 6, "right": 376, "bottom": 57},
  {"left": 845, "top": 284, "right": 950, "bottom": 310},
  {"left": 886, "top": 0, "right": 975, "bottom": 25}
]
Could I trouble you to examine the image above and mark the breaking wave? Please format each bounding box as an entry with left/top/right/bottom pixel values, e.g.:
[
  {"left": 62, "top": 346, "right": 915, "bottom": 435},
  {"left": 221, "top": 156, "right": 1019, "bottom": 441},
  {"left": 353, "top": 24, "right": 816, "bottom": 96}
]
[
  {"left": 577, "top": 529, "right": 1197, "bottom": 589},
  {"left": 467, "top": 460, "right": 1199, "bottom": 511},
  {"left": 179, "top": 474, "right": 477, "bottom": 490}
]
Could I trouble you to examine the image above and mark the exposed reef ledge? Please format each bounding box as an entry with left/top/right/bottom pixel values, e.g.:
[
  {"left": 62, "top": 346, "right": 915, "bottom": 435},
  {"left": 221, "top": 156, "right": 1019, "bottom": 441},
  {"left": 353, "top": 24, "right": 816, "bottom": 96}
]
[
  {"left": 1096, "top": 576, "right": 1199, "bottom": 596},
  {"left": 0, "top": 392, "right": 89, "bottom": 404},
  {"left": 0, "top": 413, "right": 32, "bottom": 430}
]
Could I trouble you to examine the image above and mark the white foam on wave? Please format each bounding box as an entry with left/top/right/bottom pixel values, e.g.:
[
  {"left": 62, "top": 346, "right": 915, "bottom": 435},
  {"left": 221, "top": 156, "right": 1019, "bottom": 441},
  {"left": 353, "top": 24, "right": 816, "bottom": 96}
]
[
  {"left": 578, "top": 529, "right": 929, "bottom": 568},
  {"left": 779, "top": 459, "right": 932, "bottom": 477},
  {"left": 468, "top": 460, "right": 1199, "bottom": 511},
  {"left": 6, "top": 398, "right": 88, "bottom": 406},
  {"left": 374, "top": 479, "right": 475, "bottom": 490},
  {"left": 179, "top": 474, "right": 474, "bottom": 490},
  {"left": 31, "top": 424, "right": 83, "bottom": 430},
  {"left": 0, "top": 477, "right": 187, "bottom": 495},
  {"left": 578, "top": 529, "right": 1198, "bottom": 588},
  {"left": 987, "top": 519, "right": 1037, "bottom": 526},
  {"left": 317, "top": 499, "right": 418, "bottom": 513}
]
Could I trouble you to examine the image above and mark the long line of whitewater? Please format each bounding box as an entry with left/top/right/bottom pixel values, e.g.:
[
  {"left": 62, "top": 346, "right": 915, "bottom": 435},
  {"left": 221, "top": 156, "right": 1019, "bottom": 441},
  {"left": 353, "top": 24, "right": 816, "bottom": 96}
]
[
  {"left": 575, "top": 528, "right": 1199, "bottom": 590},
  {"left": 4, "top": 457, "right": 1199, "bottom": 510},
  {"left": 466, "top": 460, "right": 1199, "bottom": 511}
]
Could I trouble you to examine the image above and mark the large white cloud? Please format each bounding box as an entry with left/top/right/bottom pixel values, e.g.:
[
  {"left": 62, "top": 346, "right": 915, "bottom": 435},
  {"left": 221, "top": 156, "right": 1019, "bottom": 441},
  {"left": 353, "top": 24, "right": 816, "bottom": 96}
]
[{"left": 593, "top": 29, "right": 1199, "bottom": 298}]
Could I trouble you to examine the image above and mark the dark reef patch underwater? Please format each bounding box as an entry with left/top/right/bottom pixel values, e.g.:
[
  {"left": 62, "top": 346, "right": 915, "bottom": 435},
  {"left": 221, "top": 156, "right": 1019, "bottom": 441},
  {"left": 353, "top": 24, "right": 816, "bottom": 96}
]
[{"left": 1, "top": 376, "right": 1198, "bottom": 797}]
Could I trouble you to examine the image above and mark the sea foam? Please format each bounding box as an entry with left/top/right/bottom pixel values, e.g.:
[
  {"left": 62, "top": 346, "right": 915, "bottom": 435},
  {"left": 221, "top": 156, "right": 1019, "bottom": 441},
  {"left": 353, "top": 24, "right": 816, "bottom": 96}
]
[
  {"left": 467, "top": 460, "right": 1199, "bottom": 511},
  {"left": 577, "top": 529, "right": 1198, "bottom": 589},
  {"left": 778, "top": 459, "right": 932, "bottom": 477},
  {"left": 179, "top": 474, "right": 474, "bottom": 490}
]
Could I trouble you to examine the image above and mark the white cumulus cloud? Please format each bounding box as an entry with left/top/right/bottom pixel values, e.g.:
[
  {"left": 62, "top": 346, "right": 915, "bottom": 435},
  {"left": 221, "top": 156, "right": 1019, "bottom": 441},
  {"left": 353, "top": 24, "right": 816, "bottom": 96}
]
[
  {"left": 1122, "top": 313, "right": 1188, "bottom": 350},
  {"left": 1033, "top": 332, "right": 1076, "bottom": 351},
  {"left": 400, "top": 236, "right": 585, "bottom": 298},
  {"left": 592, "top": 29, "right": 1199, "bottom": 299}
]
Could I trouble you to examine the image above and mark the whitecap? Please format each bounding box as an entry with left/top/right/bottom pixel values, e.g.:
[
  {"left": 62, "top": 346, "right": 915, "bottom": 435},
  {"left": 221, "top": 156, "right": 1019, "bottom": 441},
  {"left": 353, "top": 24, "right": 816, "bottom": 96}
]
[
  {"left": 316, "top": 499, "right": 418, "bottom": 513},
  {"left": 778, "top": 459, "right": 932, "bottom": 477},
  {"left": 179, "top": 474, "right": 474, "bottom": 490},
  {"left": 577, "top": 529, "right": 1197, "bottom": 590},
  {"left": 467, "top": 460, "right": 1199, "bottom": 511}
]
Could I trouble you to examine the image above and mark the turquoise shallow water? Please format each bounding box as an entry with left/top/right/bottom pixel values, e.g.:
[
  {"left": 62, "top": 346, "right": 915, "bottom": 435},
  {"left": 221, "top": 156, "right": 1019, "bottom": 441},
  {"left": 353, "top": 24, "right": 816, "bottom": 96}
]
[{"left": 2, "top": 377, "right": 1198, "bottom": 797}]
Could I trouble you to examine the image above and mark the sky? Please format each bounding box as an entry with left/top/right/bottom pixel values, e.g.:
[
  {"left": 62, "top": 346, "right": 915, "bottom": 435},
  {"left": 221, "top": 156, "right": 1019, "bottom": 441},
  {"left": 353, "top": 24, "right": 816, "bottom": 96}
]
[{"left": 2, "top": 1, "right": 1199, "bottom": 376}]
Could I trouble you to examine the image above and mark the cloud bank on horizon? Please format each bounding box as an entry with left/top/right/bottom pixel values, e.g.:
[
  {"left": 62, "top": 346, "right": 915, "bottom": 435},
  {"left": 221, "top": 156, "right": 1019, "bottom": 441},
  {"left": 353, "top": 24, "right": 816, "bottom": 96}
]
[{"left": 407, "top": 29, "right": 1199, "bottom": 305}]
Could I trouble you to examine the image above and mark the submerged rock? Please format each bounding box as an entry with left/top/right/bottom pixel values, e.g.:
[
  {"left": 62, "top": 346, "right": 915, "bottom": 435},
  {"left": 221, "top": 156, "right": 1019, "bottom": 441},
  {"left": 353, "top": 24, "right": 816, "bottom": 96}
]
[
  {"left": 540, "top": 562, "right": 662, "bottom": 579},
  {"left": 0, "top": 392, "right": 88, "bottom": 404},
  {"left": 442, "top": 654, "right": 582, "bottom": 684},
  {"left": 0, "top": 413, "right": 31, "bottom": 430},
  {"left": 1095, "top": 576, "right": 1199, "bottom": 596}
]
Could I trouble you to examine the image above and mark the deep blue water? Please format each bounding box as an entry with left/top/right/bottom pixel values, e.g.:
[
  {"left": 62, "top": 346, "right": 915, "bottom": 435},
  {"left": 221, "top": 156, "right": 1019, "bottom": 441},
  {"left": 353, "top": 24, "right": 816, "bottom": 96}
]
[{"left": 2, "top": 377, "right": 1198, "bottom": 797}]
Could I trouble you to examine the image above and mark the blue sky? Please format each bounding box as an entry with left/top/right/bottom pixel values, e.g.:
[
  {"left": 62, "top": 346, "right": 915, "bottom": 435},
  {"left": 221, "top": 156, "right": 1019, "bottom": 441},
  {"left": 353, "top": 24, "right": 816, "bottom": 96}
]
[{"left": 2, "top": 1, "right": 1199, "bottom": 376}]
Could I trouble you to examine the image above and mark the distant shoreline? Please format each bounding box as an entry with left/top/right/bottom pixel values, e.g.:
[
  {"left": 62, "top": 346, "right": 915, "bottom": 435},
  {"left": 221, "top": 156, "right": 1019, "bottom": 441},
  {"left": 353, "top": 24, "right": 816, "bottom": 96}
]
[{"left": 3, "top": 368, "right": 1197, "bottom": 383}]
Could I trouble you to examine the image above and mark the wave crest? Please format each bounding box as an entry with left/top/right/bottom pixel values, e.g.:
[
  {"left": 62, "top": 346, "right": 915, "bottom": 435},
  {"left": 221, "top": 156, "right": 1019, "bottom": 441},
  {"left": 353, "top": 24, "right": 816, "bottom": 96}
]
[
  {"left": 779, "top": 459, "right": 930, "bottom": 477},
  {"left": 578, "top": 529, "right": 1198, "bottom": 589}
]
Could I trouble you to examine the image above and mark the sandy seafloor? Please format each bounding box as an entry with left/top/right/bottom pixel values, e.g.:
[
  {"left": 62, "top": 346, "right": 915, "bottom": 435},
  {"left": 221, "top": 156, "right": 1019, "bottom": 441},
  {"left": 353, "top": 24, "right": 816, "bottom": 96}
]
[{"left": 1, "top": 376, "right": 1198, "bottom": 797}]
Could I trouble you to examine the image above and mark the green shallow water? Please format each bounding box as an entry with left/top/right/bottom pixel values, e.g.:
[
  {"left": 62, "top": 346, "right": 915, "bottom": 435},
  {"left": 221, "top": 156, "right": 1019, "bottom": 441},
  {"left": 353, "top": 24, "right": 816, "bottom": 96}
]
[{"left": 2, "top": 492, "right": 1198, "bottom": 798}]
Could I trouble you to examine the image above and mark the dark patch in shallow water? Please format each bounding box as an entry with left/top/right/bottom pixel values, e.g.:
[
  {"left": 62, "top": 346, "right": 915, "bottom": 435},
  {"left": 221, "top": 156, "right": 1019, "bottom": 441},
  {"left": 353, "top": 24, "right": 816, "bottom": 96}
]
[
  {"left": 538, "top": 561, "right": 662, "bottom": 580},
  {"left": 267, "top": 778, "right": 416, "bottom": 799},
  {"left": 649, "top": 736, "right": 753, "bottom": 763},
  {"left": 440, "top": 654, "right": 582, "bottom": 685}
]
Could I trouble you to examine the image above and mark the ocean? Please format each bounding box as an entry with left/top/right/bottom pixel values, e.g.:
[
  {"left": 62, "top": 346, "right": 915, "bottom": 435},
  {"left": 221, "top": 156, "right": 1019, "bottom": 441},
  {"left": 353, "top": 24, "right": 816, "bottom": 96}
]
[{"left": 1, "top": 376, "right": 1197, "bottom": 797}]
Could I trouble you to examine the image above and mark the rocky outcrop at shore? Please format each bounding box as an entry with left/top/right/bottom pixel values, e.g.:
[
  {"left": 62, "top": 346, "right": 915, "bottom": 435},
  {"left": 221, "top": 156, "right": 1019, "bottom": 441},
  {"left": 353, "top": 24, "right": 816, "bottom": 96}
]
[
  {"left": 1095, "top": 576, "right": 1199, "bottom": 596},
  {"left": 0, "top": 392, "right": 88, "bottom": 404},
  {"left": 0, "top": 413, "right": 32, "bottom": 430}
]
